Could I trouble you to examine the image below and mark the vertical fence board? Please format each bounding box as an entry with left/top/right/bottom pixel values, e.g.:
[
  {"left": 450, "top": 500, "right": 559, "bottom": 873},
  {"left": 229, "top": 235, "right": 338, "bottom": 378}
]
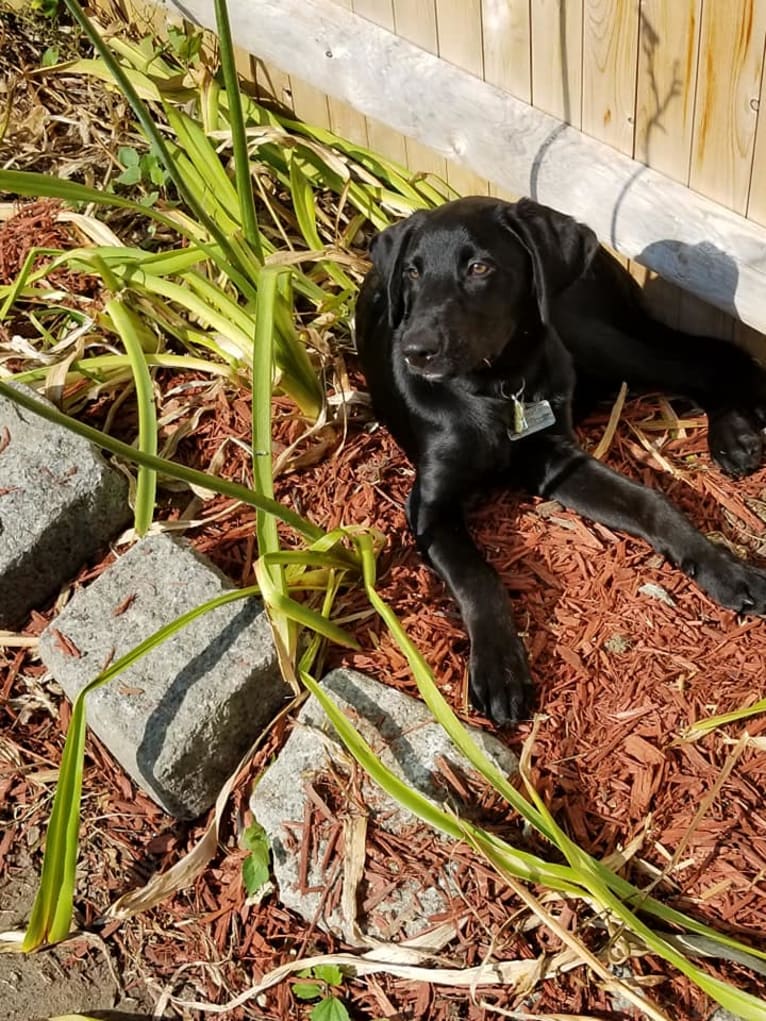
[
  {"left": 580, "top": 0, "right": 638, "bottom": 272},
  {"left": 481, "top": 0, "right": 532, "bottom": 102},
  {"left": 353, "top": 0, "right": 393, "bottom": 20},
  {"left": 253, "top": 59, "right": 295, "bottom": 111},
  {"left": 689, "top": 0, "right": 766, "bottom": 214},
  {"left": 582, "top": 0, "right": 640, "bottom": 152},
  {"left": 435, "top": 0, "right": 491, "bottom": 194},
  {"left": 737, "top": 44, "right": 766, "bottom": 357},
  {"left": 747, "top": 51, "right": 766, "bottom": 225},
  {"left": 326, "top": 97, "right": 370, "bottom": 147},
  {"left": 435, "top": 0, "right": 484, "bottom": 76},
  {"left": 683, "top": 0, "right": 766, "bottom": 335},
  {"left": 391, "top": 0, "right": 439, "bottom": 51},
  {"left": 289, "top": 79, "right": 332, "bottom": 128},
  {"left": 531, "top": 0, "right": 583, "bottom": 126},
  {"left": 635, "top": 0, "right": 700, "bottom": 178},
  {"left": 634, "top": 0, "right": 702, "bottom": 328}
]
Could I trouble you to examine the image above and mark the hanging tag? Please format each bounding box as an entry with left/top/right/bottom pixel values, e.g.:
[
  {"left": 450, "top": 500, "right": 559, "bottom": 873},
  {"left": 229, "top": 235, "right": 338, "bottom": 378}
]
[
  {"left": 512, "top": 395, "right": 527, "bottom": 434},
  {"left": 508, "top": 399, "right": 555, "bottom": 441}
]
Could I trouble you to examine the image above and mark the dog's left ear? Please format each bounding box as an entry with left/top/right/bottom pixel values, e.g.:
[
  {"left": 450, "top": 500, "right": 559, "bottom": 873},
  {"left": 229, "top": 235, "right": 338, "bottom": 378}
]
[
  {"left": 504, "top": 198, "right": 600, "bottom": 322},
  {"left": 369, "top": 211, "right": 427, "bottom": 327}
]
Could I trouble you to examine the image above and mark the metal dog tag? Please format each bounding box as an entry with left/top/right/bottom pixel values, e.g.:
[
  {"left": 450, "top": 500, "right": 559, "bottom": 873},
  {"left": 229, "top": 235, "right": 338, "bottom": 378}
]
[{"left": 508, "top": 398, "right": 555, "bottom": 440}]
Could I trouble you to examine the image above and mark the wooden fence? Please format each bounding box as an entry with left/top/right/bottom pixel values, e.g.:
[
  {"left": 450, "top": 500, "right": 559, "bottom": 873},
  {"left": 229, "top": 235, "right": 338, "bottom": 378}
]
[{"left": 125, "top": 0, "right": 766, "bottom": 352}]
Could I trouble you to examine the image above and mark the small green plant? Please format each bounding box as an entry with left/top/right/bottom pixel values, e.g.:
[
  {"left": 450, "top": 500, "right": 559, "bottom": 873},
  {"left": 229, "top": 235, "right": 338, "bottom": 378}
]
[
  {"left": 114, "top": 144, "right": 169, "bottom": 205},
  {"left": 30, "top": 0, "right": 61, "bottom": 17},
  {"left": 40, "top": 45, "right": 60, "bottom": 67},
  {"left": 293, "top": 964, "right": 350, "bottom": 1021},
  {"left": 241, "top": 820, "right": 271, "bottom": 895},
  {"left": 165, "top": 23, "right": 203, "bottom": 65},
  {"left": 114, "top": 145, "right": 167, "bottom": 187}
]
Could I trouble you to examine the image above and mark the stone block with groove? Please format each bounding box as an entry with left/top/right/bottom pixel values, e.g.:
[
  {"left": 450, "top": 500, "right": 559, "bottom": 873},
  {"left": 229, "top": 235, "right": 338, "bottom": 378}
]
[{"left": 39, "top": 532, "right": 288, "bottom": 818}]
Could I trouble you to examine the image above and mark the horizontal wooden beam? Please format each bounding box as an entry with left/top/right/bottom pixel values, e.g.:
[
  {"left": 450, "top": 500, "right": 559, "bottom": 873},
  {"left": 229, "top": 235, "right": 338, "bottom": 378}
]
[{"left": 169, "top": 0, "right": 766, "bottom": 337}]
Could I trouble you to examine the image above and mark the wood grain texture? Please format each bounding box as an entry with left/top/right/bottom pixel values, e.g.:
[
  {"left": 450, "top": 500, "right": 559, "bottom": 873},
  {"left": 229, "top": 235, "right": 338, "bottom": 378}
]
[
  {"left": 353, "top": 0, "right": 394, "bottom": 23},
  {"left": 435, "top": 0, "right": 484, "bottom": 76},
  {"left": 167, "top": 0, "right": 766, "bottom": 335},
  {"left": 326, "top": 97, "right": 370, "bottom": 148},
  {"left": 289, "top": 78, "right": 332, "bottom": 129},
  {"left": 635, "top": 0, "right": 701, "bottom": 180},
  {"left": 581, "top": 0, "right": 640, "bottom": 153},
  {"left": 392, "top": 0, "right": 439, "bottom": 50},
  {"left": 689, "top": 0, "right": 766, "bottom": 213},
  {"left": 481, "top": 0, "right": 531, "bottom": 103},
  {"left": 253, "top": 58, "right": 294, "bottom": 112},
  {"left": 531, "top": 0, "right": 583, "bottom": 126},
  {"left": 325, "top": 0, "right": 370, "bottom": 147}
]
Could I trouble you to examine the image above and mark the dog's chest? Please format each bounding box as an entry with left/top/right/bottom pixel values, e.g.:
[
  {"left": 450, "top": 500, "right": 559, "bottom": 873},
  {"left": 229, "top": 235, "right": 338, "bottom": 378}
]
[{"left": 452, "top": 386, "right": 562, "bottom": 474}]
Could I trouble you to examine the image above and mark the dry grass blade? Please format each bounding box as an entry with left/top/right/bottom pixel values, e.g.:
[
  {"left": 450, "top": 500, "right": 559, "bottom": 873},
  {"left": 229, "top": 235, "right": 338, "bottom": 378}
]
[
  {"left": 635, "top": 731, "right": 749, "bottom": 905},
  {"left": 480, "top": 1008, "right": 606, "bottom": 1020},
  {"left": 159, "top": 945, "right": 582, "bottom": 1016},
  {"left": 498, "top": 872, "right": 669, "bottom": 1021},
  {"left": 592, "top": 381, "right": 628, "bottom": 460},
  {"left": 340, "top": 812, "right": 369, "bottom": 946},
  {"left": 0, "top": 632, "right": 38, "bottom": 649},
  {"left": 450, "top": 746, "right": 669, "bottom": 1021},
  {"left": 627, "top": 420, "right": 687, "bottom": 480}
]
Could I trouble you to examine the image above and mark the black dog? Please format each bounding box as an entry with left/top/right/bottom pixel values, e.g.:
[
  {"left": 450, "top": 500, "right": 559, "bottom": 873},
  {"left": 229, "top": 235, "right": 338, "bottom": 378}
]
[{"left": 355, "top": 195, "right": 766, "bottom": 725}]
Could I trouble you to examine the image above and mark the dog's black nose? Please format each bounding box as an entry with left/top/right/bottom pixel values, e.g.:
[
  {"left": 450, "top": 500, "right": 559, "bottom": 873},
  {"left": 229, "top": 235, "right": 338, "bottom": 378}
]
[{"left": 402, "top": 332, "right": 441, "bottom": 371}]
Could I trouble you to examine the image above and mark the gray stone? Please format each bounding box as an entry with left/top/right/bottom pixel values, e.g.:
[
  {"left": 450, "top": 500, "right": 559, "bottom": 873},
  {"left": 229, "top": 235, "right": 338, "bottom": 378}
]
[
  {"left": 251, "top": 667, "right": 518, "bottom": 942},
  {"left": 0, "top": 384, "right": 131, "bottom": 628},
  {"left": 39, "top": 533, "right": 288, "bottom": 818},
  {"left": 709, "top": 1011, "right": 746, "bottom": 1021}
]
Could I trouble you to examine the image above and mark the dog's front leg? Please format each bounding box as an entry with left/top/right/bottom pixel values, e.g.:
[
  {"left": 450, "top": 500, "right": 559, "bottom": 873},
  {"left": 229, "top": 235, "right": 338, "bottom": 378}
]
[
  {"left": 530, "top": 439, "right": 766, "bottom": 615},
  {"left": 407, "top": 469, "right": 533, "bottom": 724}
]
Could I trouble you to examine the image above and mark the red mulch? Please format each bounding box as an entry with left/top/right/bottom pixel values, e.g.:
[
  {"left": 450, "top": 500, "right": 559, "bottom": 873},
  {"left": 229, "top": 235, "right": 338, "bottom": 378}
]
[
  {"left": 2, "top": 200, "right": 766, "bottom": 1018},
  {"left": 0, "top": 199, "right": 101, "bottom": 299}
]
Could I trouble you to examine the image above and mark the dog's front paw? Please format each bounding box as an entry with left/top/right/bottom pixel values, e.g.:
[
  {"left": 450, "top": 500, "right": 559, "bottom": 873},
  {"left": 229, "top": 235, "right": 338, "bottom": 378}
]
[
  {"left": 469, "top": 632, "right": 534, "bottom": 726},
  {"left": 708, "top": 409, "right": 763, "bottom": 478},
  {"left": 691, "top": 550, "right": 766, "bottom": 615}
]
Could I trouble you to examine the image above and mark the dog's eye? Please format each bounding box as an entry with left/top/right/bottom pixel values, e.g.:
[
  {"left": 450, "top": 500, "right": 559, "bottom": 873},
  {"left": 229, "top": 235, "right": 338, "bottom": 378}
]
[
  {"left": 405, "top": 265, "right": 420, "bottom": 280},
  {"left": 468, "top": 261, "right": 491, "bottom": 277}
]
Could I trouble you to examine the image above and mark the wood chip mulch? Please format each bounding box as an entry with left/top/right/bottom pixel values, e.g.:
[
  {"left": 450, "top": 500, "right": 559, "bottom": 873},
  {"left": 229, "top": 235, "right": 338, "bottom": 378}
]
[{"left": 0, "top": 199, "right": 102, "bottom": 303}]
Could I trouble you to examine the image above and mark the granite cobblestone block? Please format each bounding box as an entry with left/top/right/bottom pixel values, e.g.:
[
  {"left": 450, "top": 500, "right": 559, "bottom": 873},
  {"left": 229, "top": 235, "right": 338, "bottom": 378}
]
[
  {"left": 39, "top": 533, "right": 288, "bottom": 818},
  {"left": 0, "top": 385, "right": 131, "bottom": 628},
  {"left": 252, "top": 668, "right": 518, "bottom": 941}
]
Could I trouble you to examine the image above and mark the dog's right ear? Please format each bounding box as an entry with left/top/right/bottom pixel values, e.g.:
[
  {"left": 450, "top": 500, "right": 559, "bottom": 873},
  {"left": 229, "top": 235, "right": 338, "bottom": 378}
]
[
  {"left": 504, "top": 198, "right": 599, "bottom": 324},
  {"left": 369, "top": 213, "right": 425, "bottom": 327}
]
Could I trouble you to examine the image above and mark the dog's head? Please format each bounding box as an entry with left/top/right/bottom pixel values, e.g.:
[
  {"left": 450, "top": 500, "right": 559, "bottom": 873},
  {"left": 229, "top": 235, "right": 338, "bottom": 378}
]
[{"left": 368, "top": 196, "right": 599, "bottom": 380}]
